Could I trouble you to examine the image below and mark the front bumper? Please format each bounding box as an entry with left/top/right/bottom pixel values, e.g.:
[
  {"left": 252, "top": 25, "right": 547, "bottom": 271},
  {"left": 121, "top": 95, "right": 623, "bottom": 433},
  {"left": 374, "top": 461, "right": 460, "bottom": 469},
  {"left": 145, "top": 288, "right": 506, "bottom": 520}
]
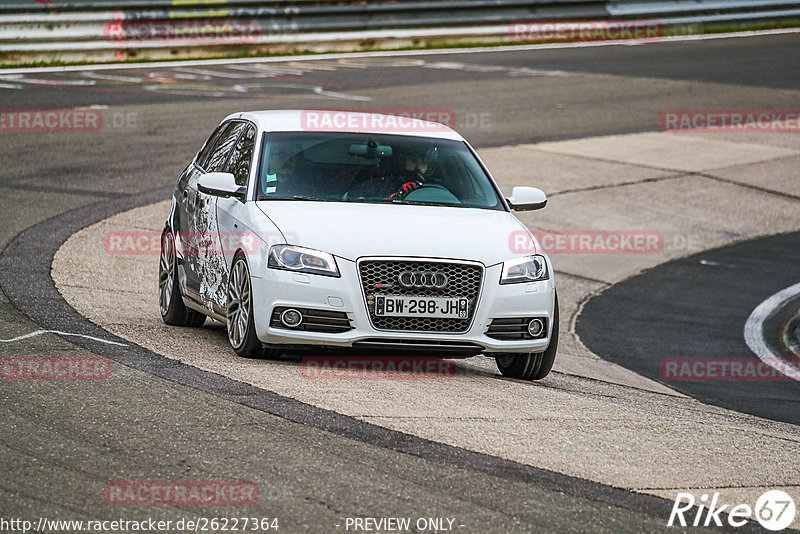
[{"left": 251, "top": 258, "right": 556, "bottom": 353}]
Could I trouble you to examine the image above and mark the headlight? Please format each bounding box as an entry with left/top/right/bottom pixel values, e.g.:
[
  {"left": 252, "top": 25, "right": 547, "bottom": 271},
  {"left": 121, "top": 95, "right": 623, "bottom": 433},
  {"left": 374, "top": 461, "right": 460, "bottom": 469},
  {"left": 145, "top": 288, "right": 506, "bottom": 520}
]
[
  {"left": 500, "top": 255, "right": 549, "bottom": 284},
  {"left": 268, "top": 244, "right": 340, "bottom": 277}
]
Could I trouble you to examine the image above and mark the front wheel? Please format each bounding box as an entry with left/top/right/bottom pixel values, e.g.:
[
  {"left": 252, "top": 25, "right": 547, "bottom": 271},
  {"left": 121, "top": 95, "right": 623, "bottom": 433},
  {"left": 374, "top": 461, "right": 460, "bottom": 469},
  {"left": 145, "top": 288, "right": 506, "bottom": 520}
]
[
  {"left": 226, "top": 255, "right": 264, "bottom": 358},
  {"left": 495, "top": 295, "right": 559, "bottom": 381}
]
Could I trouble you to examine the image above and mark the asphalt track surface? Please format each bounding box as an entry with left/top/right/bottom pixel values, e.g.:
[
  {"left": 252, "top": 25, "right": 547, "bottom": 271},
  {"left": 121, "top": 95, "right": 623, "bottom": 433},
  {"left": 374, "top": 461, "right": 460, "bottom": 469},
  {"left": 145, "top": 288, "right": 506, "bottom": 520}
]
[
  {"left": 578, "top": 231, "right": 800, "bottom": 426},
  {"left": 1, "top": 33, "right": 799, "bottom": 532}
]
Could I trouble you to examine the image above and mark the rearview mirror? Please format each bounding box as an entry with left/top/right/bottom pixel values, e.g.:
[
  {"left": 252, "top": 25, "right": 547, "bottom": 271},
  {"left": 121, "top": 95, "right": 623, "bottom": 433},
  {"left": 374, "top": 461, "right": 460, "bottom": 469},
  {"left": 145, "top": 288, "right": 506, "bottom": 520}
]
[
  {"left": 506, "top": 186, "right": 547, "bottom": 211},
  {"left": 197, "top": 172, "right": 246, "bottom": 199},
  {"left": 349, "top": 142, "right": 393, "bottom": 158}
]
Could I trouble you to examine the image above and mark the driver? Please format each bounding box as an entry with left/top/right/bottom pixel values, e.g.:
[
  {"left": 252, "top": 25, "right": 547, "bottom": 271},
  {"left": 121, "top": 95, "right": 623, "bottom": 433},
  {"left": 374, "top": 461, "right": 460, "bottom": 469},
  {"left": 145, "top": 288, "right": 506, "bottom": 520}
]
[
  {"left": 347, "top": 143, "right": 435, "bottom": 200},
  {"left": 388, "top": 148, "right": 430, "bottom": 200}
]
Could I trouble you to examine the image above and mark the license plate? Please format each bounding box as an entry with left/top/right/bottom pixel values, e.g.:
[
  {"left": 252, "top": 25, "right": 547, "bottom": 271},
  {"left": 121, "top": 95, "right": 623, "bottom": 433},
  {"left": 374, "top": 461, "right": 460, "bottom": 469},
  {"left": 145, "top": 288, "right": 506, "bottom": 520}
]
[{"left": 374, "top": 296, "right": 468, "bottom": 319}]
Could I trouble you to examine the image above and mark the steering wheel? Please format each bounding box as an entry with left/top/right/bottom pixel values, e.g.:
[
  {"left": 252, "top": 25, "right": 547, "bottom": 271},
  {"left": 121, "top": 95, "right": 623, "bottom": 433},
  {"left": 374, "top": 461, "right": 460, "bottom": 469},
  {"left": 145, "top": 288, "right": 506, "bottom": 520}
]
[{"left": 403, "top": 184, "right": 461, "bottom": 204}]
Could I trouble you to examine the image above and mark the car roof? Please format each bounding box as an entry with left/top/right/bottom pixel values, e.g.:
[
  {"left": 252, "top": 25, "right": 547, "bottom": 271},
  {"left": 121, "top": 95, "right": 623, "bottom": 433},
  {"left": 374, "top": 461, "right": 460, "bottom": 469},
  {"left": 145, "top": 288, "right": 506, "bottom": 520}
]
[{"left": 222, "top": 110, "right": 464, "bottom": 141}]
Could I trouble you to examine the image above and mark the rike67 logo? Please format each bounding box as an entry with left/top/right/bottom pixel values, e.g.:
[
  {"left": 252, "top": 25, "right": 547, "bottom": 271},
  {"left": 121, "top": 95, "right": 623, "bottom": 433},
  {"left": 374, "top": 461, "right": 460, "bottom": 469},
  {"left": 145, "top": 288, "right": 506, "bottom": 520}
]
[{"left": 668, "top": 490, "right": 796, "bottom": 531}]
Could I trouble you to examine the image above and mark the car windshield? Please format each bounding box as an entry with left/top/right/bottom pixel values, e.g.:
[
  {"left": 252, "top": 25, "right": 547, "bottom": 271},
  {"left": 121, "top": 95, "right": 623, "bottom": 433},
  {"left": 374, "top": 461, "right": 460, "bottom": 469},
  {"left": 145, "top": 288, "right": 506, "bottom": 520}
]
[{"left": 256, "top": 132, "right": 504, "bottom": 210}]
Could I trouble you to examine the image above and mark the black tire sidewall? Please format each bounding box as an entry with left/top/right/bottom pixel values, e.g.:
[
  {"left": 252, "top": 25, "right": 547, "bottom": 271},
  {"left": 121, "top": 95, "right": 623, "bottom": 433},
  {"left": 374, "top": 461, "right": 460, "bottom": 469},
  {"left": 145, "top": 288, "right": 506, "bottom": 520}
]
[
  {"left": 160, "top": 230, "right": 205, "bottom": 327},
  {"left": 229, "top": 255, "right": 263, "bottom": 358},
  {"left": 160, "top": 231, "right": 187, "bottom": 325},
  {"left": 531, "top": 295, "right": 559, "bottom": 380}
]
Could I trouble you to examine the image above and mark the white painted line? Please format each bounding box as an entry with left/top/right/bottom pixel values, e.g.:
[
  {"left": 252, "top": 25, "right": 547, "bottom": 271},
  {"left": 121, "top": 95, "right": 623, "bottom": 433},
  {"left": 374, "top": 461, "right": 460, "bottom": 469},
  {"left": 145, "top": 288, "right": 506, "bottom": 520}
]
[
  {"left": 1, "top": 27, "right": 799, "bottom": 75},
  {"left": 743, "top": 281, "right": 800, "bottom": 382},
  {"left": 699, "top": 259, "right": 739, "bottom": 269},
  {"left": 0, "top": 329, "right": 128, "bottom": 346},
  {"left": 312, "top": 86, "right": 372, "bottom": 101},
  {"left": 79, "top": 71, "right": 143, "bottom": 83},
  {"left": 226, "top": 64, "right": 306, "bottom": 75},
  {"left": 0, "top": 75, "right": 96, "bottom": 86},
  {"left": 175, "top": 67, "right": 252, "bottom": 79}
]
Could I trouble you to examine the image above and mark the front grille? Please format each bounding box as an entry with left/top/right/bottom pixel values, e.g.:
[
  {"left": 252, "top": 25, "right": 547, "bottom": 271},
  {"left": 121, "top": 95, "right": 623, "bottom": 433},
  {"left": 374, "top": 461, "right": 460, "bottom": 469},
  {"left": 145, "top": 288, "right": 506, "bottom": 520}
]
[
  {"left": 486, "top": 317, "right": 548, "bottom": 340},
  {"left": 270, "top": 307, "right": 353, "bottom": 333},
  {"left": 359, "top": 259, "right": 483, "bottom": 332}
]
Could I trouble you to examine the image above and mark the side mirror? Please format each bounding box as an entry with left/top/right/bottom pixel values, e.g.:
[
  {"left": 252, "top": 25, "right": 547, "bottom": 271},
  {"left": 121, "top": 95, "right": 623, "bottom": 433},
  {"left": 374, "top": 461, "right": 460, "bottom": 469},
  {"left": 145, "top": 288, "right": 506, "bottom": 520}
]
[
  {"left": 197, "top": 172, "right": 246, "bottom": 199},
  {"left": 506, "top": 186, "right": 547, "bottom": 211}
]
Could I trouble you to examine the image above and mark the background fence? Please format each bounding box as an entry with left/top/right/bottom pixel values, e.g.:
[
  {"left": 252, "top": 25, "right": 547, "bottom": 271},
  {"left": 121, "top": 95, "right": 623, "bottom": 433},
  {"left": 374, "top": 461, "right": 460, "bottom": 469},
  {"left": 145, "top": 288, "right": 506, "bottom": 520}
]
[{"left": 1, "top": 0, "right": 799, "bottom": 65}]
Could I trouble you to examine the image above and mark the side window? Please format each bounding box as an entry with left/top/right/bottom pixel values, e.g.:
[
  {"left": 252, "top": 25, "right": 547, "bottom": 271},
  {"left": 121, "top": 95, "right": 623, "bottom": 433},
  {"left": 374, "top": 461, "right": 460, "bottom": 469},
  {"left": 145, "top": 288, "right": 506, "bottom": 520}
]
[
  {"left": 203, "top": 122, "right": 246, "bottom": 173},
  {"left": 224, "top": 124, "right": 256, "bottom": 186},
  {"left": 195, "top": 124, "right": 225, "bottom": 169}
]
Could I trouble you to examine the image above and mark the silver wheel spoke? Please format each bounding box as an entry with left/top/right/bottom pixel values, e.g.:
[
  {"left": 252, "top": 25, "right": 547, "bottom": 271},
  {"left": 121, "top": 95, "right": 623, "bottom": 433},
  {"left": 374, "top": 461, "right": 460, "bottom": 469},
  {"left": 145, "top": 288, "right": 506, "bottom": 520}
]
[
  {"left": 227, "top": 259, "right": 251, "bottom": 349},
  {"left": 159, "top": 233, "right": 174, "bottom": 316}
]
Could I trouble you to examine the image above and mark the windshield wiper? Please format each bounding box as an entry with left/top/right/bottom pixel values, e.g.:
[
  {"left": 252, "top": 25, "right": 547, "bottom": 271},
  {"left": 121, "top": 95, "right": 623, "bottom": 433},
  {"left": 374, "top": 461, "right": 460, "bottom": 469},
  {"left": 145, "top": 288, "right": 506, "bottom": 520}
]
[
  {"left": 291, "top": 195, "right": 333, "bottom": 202},
  {"left": 343, "top": 197, "right": 394, "bottom": 205},
  {"left": 257, "top": 196, "right": 335, "bottom": 202},
  {"left": 391, "top": 199, "right": 449, "bottom": 207}
]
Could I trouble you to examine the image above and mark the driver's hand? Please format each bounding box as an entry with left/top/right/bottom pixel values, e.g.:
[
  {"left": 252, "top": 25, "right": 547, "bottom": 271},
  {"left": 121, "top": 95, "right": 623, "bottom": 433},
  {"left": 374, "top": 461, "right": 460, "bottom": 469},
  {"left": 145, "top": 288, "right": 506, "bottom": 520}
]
[{"left": 389, "top": 181, "right": 423, "bottom": 200}]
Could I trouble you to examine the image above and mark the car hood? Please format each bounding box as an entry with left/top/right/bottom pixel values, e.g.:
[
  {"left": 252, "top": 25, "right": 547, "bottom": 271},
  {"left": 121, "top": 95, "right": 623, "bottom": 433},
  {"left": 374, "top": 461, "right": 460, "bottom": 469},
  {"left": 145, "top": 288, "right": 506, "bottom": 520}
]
[{"left": 255, "top": 201, "right": 538, "bottom": 265}]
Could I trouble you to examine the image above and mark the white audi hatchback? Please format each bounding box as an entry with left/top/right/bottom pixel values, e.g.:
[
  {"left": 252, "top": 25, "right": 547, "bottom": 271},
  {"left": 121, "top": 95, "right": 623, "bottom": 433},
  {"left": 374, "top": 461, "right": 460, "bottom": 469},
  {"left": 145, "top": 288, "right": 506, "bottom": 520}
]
[{"left": 159, "top": 110, "right": 558, "bottom": 380}]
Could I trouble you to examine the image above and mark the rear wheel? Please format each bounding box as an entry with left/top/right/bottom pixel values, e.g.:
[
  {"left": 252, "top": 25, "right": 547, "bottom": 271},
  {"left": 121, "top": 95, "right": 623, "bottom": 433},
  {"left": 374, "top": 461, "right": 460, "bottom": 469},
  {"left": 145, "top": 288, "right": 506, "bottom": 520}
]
[
  {"left": 159, "top": 230, "right": 206, "bottom": 327},
  {"left": 495, "top": 295, "right": 559, "bottom": 381}
]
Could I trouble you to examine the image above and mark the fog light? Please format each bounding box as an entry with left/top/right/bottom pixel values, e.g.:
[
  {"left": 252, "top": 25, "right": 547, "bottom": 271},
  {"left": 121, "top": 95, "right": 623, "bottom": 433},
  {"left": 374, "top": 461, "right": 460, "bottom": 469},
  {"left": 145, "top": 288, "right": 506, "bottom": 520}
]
[
  {"left": 527, "top": 318, "right": 544, "bottom": 337},
  {"left": 280, "top": 308, "right": 303, "bottom": 328}
]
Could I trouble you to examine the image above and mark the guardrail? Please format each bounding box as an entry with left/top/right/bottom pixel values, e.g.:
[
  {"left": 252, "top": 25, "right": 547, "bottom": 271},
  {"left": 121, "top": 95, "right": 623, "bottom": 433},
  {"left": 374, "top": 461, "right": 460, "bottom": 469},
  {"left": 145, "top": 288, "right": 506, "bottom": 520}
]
[{"left": 1, "top": 0, "right": 799, "bottom": 65}]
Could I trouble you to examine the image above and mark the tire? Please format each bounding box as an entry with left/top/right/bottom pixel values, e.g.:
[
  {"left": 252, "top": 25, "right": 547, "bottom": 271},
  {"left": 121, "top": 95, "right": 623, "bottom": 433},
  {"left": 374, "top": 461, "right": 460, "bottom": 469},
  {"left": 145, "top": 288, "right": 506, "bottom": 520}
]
[
  {"left": 495, "top": 295, "right": 559, "bottom": 381},
  {"left": 495, "top": 352, "right": 542, "bottom": 381},
  {"left": 159, "top": 230, "right": 206, "bottom": 327},
  {"left": 226, "top": 254, "right": 265, "bottom": 358},
  {"left": 532, "top": 296, "right": 559, "bottom": 380}
]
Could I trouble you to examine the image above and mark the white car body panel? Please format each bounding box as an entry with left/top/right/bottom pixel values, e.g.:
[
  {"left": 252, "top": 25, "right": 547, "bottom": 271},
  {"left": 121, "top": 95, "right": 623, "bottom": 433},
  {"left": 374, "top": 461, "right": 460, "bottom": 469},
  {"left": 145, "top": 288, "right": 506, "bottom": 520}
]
[
  {"left": 249, "top": 260, "right": 556, "bottom": 353},
  {"left": 167, "top": 109, "right": 557, "bottom": 358},
  {"left": 255, "top": 201, "right": 539, "bottom": 265}
]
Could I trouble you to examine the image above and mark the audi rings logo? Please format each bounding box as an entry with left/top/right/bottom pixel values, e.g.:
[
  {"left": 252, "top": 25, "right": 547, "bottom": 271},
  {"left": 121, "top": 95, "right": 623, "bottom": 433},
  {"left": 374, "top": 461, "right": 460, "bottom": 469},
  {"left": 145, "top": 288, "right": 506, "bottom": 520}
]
[{"left": 397, "top": 271, "right": 449, "bottom": 289}]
